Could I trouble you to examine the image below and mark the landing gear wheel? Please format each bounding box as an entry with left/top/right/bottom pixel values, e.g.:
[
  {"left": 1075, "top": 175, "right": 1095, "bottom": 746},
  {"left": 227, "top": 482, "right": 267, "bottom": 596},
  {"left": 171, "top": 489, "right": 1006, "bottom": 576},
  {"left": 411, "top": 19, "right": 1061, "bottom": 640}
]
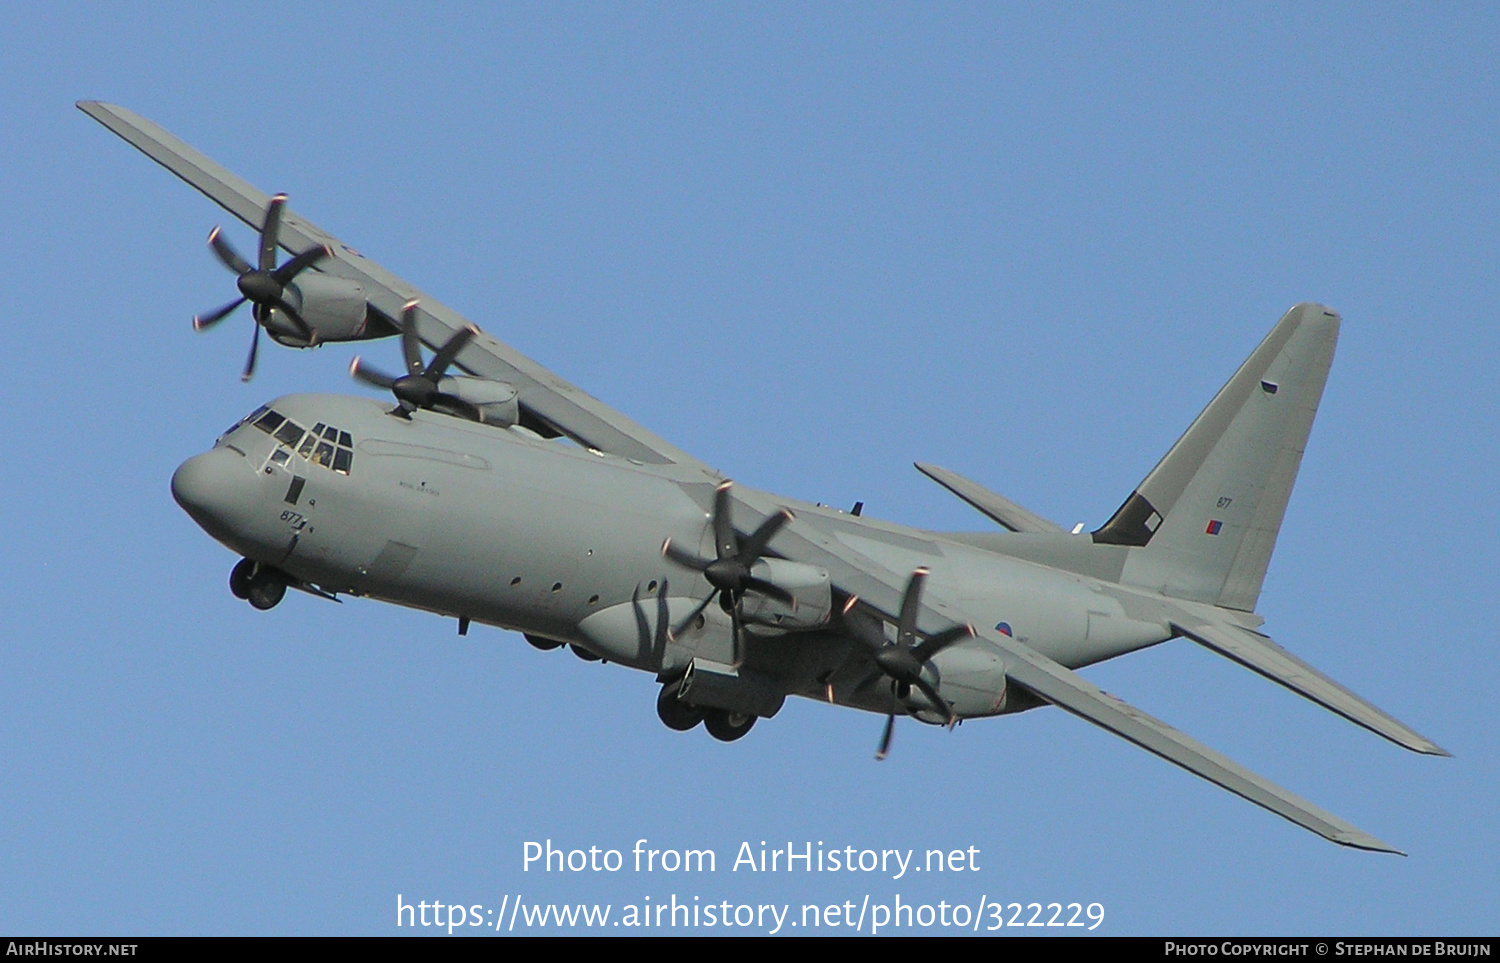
[
  {"left": 247, "top": 574, "right": 286, "bottom": 610},
  {"left": 229, "top": 559, "right": 257, "bottom": 599},
  {"left": 704, "top": 708, "right": 756, "bottom": 742},
  {"left": 569, "top": 643, "right": 601, "bottom": 662},
  {"left": 657, "top": 680, "right": 705, "bottom": 732},
  {"left": 524, "top": 634, "right": 564, "bottom": 651}
]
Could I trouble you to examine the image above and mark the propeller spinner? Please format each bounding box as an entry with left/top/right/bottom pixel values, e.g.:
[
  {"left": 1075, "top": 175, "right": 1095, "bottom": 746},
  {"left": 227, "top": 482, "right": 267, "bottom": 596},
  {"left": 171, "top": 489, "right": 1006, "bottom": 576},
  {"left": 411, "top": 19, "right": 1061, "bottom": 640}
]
[
  {"left": 193, "top": 193, "right": 330, "bottom": 381},
  {"left": 843, "top": 567, "right": 973, "bottom": 760},
  {"left": 661, "top": 481, "right": 795, "bottom": 667}
]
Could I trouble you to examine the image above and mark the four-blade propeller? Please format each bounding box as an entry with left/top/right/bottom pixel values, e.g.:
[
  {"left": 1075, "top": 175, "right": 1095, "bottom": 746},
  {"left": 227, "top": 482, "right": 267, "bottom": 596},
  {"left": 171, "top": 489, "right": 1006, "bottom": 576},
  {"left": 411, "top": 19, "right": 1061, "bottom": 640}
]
[
  {"left": 194, "top": 193, "right": 330, "bottom": 381},
  {"left": 661, "top": 481, "right": 795, "bottom": 667},
  {"left": 843, "top": 567, "right": 972, "bottom": 760},
  {"left": 349, "top": 300, "right": 483, "bottom": 421}
]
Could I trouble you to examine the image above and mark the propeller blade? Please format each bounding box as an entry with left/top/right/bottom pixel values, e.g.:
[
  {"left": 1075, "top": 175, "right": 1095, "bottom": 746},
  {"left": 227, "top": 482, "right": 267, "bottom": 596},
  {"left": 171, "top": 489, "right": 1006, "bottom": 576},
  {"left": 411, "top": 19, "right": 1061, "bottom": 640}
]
[
  {"left": 400, "top": 300, "right": 424, "bottom": 377},
  {"left": 739, "top": 509, "right": 792, "bottom": 564},
  {"left": 662, "top": 539, "right": 713, "bottom": 572},
  {"left": 424, "top": 325, "right": 477, "bottom": 380},
  {"left": 271, "top": 244, "right": 329, "bottom": 285},
  {"left": 912, "top": 677, "right": 955, "bottom": 725},
  {"left": 208, "top": 227, "right": 252, "bottom": 276},
  {"left": 897, "top": 567, "right": 929, "bottom": 649},
  {"left": 194, "top": 296, "right": 245, "bottom": 331},
  {"left": 275, "top": 300, "right": 315, "bottom": 342},
  {"left": 741, "top": 576, "right": 795, "bottom": 606},
  {"left": 350, "top": 357, "right": 399, "bottom": 390},
  {"left": 669, "top": 591, "right": 718, "bottom": 640},
  {"left": 258, "top": 194, "right": 287, "bottom": 271},
  {"left": 730, "top": 599, "right": 743, "bottom": 667},
  {"left": 875, "top": 709, "right": 897, "bottom": 761},
  {"left": 432, "top": 392, "right": 486, "bottom": 423},
  {"left": 712, "top": 481, "right": 736, "bottom": 560},
  {"left": 911, "top": 622, "right": 974, "bottom": 664},
  {"left": 241, "top": 323, "right": 261, "bottom": 383},
  {"left": 851, "top": 668, "right": 884, "bottom": 697},
  {"left": 842, "top": 607, "right": 889, "bottom": 653}
]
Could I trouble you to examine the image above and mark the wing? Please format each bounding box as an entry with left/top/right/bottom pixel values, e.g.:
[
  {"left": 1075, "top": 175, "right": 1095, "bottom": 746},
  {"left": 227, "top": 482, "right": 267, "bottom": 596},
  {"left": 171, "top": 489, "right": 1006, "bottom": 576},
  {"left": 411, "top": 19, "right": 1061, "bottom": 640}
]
[
  {"left": 729, "top": 488, "right": 1401, "bottom": 853},
  {"left": 78, "top": 101, "right": 713, "bottom": 474}
]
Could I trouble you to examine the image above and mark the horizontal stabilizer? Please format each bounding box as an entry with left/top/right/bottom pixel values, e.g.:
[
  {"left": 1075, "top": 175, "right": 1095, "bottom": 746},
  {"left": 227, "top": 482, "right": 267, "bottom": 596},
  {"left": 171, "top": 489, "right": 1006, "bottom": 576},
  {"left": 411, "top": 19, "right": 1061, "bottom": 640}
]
[
  {"left": 1173, "top": 621, "right": 1449, "bottom": 756},
  {"left": 989, "top": 630, "right": 1402, "bottom": 853},
  {"left": 915, "top": 463, "right": 1065, "bottom": 534}
]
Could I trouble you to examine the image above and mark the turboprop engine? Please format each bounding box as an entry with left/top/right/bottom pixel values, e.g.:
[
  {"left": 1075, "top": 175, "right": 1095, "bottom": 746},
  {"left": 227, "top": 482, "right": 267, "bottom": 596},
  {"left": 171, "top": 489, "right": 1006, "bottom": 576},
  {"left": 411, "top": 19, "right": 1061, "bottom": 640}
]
[
  {"left": 736, "top": 558, "right": 832, "bottom": 630},
  {"left": 266, "top": 272, "right": 370, "bottom": 345},
  {"left": 194, "top": 193, "right": 387, "bottom": 380},
  {"left": 432, "top": 376, "right": 521, "bottom": 428}
]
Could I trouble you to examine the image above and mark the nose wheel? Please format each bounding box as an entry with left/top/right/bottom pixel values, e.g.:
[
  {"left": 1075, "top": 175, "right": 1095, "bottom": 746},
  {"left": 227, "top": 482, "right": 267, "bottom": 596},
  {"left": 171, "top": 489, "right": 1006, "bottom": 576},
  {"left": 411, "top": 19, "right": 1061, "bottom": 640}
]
[{"left": 229, "top": 558, "right": 287, "bottom": 610}]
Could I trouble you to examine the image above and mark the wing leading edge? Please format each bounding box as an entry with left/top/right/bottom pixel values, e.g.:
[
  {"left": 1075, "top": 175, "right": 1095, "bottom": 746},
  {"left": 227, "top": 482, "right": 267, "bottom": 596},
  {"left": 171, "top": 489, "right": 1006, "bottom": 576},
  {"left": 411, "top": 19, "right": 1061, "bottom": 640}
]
[
  {"left": 78, "top": 101, "right": 713, "bottom": 473},
  {"left": 733, "top": 490, "right": 1401, "bottom": 853}
]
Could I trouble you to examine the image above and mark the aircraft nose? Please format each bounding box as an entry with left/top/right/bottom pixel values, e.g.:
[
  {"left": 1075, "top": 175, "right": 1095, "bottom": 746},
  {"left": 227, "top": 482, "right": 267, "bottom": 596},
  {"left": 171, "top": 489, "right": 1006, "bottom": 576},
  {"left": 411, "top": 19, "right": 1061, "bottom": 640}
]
[{"left": 171, "top": 447, "right": 260, "bottom": 537}]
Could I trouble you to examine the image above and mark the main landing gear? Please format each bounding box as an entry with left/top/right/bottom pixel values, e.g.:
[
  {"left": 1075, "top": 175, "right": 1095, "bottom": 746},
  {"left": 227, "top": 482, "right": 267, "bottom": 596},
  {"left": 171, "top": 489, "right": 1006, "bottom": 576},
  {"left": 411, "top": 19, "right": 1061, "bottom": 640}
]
[
  {"left": 656, "top": 679, "right": 757, "bottom": 742},
  {"left": 229, "top": 558, "right": 287, "bottom": 611}
]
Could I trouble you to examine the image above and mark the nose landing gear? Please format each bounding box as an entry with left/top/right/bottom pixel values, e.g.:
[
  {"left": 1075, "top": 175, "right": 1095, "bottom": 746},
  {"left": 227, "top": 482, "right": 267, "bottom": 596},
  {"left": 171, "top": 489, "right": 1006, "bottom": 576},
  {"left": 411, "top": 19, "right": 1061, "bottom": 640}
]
[{"left": 229, "top": 558, "right": 288, "bottom": 610}]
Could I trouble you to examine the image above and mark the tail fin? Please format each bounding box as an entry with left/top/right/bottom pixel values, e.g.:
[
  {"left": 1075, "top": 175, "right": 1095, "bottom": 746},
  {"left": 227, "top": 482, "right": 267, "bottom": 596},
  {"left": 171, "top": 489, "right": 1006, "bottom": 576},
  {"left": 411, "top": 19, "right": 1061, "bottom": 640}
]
[{"left": 1094, "top": 303, "right": 1339, "bottom": 611}]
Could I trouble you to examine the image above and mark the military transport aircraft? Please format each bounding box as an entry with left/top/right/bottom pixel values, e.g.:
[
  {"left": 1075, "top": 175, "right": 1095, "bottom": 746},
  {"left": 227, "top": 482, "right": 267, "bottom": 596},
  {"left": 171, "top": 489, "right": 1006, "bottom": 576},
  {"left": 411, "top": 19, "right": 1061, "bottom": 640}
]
[{"left": 80, "top": 101, "right": 1446, "bottom": 854}]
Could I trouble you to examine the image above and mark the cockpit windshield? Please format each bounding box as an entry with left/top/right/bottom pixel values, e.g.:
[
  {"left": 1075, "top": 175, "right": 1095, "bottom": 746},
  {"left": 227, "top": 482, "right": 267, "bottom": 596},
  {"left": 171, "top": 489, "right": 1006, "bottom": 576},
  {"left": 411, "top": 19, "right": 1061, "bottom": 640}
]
[{"left": 223, "top": 406, "right": 356, "bottom": 475}]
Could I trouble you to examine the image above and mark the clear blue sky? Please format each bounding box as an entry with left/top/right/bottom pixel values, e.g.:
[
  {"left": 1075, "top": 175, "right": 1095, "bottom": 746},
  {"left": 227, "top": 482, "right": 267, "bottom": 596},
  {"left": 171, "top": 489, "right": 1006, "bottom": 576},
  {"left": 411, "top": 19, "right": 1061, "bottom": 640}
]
[{"left": 2, "top": 2, "right": 1495, "bottom": 935}]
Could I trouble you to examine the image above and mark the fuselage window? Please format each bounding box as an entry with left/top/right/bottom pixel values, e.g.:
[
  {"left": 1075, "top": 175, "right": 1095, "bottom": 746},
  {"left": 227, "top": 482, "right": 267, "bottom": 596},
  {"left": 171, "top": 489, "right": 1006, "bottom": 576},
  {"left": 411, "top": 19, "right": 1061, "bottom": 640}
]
[
  {"left": 298, "top": 433, "right": 318, "bottom": 457},
  {"left": 269, "top": 449, "right": 291, "bottom": 466},
  {"left": 313, "top": 440, "right": 335, "bottom": 467},
  {"left": 332, "top": 447, "right": 353, "bottom": 475},
  {"left": 322, "top": 425, "right": 339, "bottom": 440},
  {"left": 338, "top": 431, "right": 353, "bottom": 448}
]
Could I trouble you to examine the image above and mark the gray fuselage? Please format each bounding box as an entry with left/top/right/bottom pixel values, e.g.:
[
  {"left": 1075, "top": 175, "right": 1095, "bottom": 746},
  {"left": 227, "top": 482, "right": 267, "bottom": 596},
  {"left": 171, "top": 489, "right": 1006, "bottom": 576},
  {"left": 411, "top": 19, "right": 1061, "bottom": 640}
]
[{"left": 172, "top": 393, "right": 1173, "bottom": 722}]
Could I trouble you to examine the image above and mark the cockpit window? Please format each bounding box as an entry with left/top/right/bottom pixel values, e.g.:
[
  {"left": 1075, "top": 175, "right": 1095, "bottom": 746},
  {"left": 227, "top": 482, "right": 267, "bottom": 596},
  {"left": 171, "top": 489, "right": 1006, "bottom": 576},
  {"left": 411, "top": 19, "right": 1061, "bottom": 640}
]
[
  {"left": 254, "top": 410, "right": 285, "bottom": 434},
  {"left": 274, "top": 420, "right": 306, "bottom": 448},
  {"left": 254, "top": 411, "right": 356, "bottom": 475},
  {"left": 221, "top": 404, "right": 270, "bottom": 440}
]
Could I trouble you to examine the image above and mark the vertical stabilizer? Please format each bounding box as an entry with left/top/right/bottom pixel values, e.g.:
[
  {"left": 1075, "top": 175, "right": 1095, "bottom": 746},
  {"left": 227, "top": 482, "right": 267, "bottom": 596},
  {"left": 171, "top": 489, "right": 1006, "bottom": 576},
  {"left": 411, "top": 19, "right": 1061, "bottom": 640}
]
[{"left": 1095, "top": 303, "right": 1339, "bottom": 611}]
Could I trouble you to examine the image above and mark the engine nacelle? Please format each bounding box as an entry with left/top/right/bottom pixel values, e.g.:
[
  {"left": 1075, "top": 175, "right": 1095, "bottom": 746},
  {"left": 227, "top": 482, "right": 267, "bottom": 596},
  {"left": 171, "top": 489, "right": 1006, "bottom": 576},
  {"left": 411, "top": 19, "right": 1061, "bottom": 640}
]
[
  {"left": 926, "top": 646, "right": 1013, "bottom": 719},
  {"left": 268, "top": 273, "right": 371, "bottom": 345},
  {"left": 435, "top": 376, "right": 521, "bottom": 427},
  {"left": 738, "top": 558, "right": 831, "bottom": 630}
]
